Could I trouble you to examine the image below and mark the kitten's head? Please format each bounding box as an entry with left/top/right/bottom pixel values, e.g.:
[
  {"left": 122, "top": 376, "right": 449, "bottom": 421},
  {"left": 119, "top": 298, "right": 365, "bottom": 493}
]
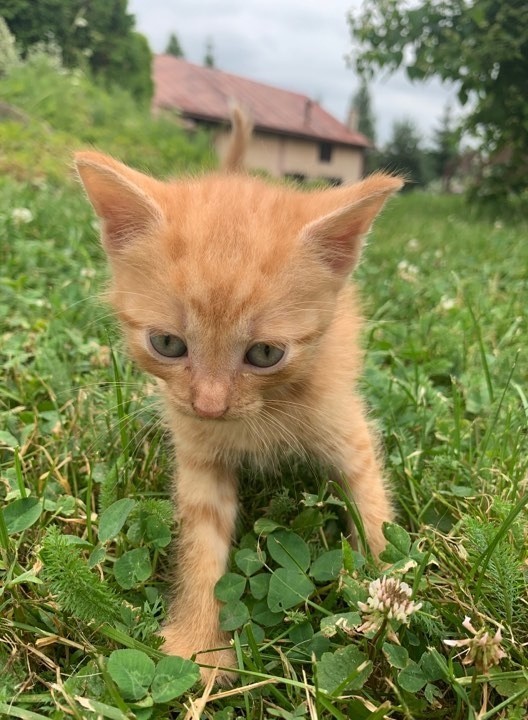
[{"left": 76, "top": 152, "right": 401, "bottom": 421}]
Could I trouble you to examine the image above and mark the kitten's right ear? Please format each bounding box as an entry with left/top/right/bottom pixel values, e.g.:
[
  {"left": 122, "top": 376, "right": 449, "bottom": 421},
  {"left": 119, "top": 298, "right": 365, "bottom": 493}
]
[{"left": 75, "top": 151, "right": 164, "bottom": 251}]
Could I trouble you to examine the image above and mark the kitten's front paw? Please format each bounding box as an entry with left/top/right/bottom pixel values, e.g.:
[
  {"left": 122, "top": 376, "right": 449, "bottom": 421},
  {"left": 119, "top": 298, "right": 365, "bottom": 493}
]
[
  {"left": 160, "top": 624, "right": 237, "bottom": 686},
  {"left": 194, "top": 647, "right": 238, "bottom": 686}
]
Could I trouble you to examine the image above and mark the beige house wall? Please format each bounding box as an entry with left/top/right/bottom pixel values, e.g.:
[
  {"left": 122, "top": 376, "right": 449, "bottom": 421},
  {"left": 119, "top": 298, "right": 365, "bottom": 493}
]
[{"left": 215, "top": 129, "right": 364, "bottom": 184}]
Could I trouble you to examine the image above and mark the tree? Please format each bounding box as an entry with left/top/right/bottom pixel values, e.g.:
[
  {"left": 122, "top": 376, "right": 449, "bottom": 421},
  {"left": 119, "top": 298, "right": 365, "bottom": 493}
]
[
  {"left": 351, "top": 80, "right": 376, "bottom": 145},
  {"left": 165, "top": 32, "right": 184, "bottom": 57},
  {"left": 348, "top": 0, "right": 528, "bottom": 202},
  {"left": 379, "top": 119, "right": 429, "bottom": 188},
  {"left": 350, "top": 80, "right": 377, "bottom": 174},
  {"left": 432, "top": 104, "right": 460, "bottom": 192},
  {"left": 2, "top": 0, "right": 153, "bottom": 103},
  {"left": 203, "top": 37, "right": 215, "bottom": 68},
  {"left": 101, "top": 30, "right": 153, "bottom": 104}
]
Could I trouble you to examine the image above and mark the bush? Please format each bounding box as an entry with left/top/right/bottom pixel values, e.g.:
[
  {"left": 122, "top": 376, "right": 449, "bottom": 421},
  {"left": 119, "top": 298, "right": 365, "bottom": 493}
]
[
  {"left": 0, "top": 16, "right": 18, "bottom": 75},
  {"left": 0, "top": 51, "right": 214, "bottom": 182}
]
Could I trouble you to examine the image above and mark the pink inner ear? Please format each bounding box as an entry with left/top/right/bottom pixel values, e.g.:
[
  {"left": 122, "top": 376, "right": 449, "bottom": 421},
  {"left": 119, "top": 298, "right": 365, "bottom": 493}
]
[
  {"left": 305, "top": 176, "right": 404, "bottom": 280},
  {"left": 310, "top": 212, "right": 366, "bottom": 278},
  {"left": 76, "top": 159, "right": 163, "bottom": 250},
  {"left": 322, "top": 223, "right": 363, "bottom": 274}
]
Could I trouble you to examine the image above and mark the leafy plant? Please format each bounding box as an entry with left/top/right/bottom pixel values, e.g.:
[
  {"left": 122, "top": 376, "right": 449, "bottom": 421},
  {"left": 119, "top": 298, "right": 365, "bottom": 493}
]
[{"left": 1, "top": 136, "right": 527, "bottom": 717}]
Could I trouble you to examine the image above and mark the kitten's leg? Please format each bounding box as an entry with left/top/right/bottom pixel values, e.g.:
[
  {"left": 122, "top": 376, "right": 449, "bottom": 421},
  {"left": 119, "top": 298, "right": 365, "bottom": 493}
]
[
  {"left": 327, "top": 402, "right": 393, "bottom": 557},
  {"left": 161, "top": 455, "right": 238, "bottom": 684}
]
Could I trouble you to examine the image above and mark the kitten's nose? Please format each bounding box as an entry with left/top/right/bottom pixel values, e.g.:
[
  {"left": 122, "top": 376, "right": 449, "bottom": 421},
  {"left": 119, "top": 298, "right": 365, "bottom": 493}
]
[
  {"left": 192, "top": 401, "right": 228, "bottom": 419},
  {"left": 191, "top": 377, "right": 230, "bottom": 419}
]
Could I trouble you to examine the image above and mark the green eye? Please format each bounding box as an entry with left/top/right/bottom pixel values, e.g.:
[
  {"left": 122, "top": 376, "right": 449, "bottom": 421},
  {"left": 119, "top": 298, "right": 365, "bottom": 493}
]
[
  {"left": 245, "top": 343, "right": 285, "bottom": 368},
  {"left": 150, "top": 333, "right": 187, "bottom": 358}
]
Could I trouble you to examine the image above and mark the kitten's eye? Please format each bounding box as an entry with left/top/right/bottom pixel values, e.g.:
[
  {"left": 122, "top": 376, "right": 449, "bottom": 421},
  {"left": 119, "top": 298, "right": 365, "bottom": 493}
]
[
  {"left": 245, "top": 343, "right": 285, "bottom": 368},
  {"left": 149, "top": 333, "right": 187, "bottom": 358}
]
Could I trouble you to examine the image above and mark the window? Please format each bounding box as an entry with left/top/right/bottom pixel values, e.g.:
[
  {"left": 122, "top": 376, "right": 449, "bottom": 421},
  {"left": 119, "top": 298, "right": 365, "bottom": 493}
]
[
  {"left": 284, "top": 172, "right": 306, "bottom": 185},
  {"left": 319, "top": 142, "right": 333, "bottom": 163},
  {"left": 323, "top": 177, "right": 343, "bottom": 187}
]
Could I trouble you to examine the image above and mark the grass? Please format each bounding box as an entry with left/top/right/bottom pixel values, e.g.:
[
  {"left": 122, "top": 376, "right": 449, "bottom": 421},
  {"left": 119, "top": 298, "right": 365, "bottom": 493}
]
[
  {"left": 0, "top": 50, "right": 214, "bottom": 183},
  {"left": 1, "top": 59, "right": 527, "bottom": 720}
]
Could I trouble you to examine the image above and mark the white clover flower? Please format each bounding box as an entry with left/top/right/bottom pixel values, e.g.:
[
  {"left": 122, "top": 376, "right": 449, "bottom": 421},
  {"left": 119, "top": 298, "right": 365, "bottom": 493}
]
[
  {"left": 407, "top": 238, "right": 420, "bottom": 251},
  {"left": 357, "top": 576, "right": 422, "bottom": 634},
  {"left": 439, "top": 296, "right": 457, "bottom": 311},
  {"left": 444, "top": 616, "right": 507, "bottom": 673},
  {"left": 11, "top": 207, "right": 33, "bottom": 224},
  {"left": 80, "top": 267, "right": 96, "bottom": 279},
  {"left": 74, "top": 16, "right": 88, "bottom": 28},
  {"left": 397, "top": 260, "right": 419, "bottom": 282}
]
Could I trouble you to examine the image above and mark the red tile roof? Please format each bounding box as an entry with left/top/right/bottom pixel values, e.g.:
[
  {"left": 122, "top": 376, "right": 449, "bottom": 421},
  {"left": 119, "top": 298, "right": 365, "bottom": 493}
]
[{"left": 153, "top": 55, "right": 370, "bottom": 149}]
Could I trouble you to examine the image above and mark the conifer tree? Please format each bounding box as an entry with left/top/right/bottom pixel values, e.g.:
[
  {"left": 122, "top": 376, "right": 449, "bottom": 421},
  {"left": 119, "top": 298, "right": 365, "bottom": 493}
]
[
  {"left": 351, "top": 80, "right": 376, "bottom": 145},
  {"left": 165, "top": 32, "right": 184, "bottom": 57},
  {"left": 203, "top": 37, "right": 215, "bottom": 68}
]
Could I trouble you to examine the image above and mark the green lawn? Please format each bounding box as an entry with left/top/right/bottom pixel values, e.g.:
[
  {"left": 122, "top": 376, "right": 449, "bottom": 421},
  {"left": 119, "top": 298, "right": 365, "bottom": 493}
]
[{"left": 1, "top": 177, "right": 527, "bottom": 719}]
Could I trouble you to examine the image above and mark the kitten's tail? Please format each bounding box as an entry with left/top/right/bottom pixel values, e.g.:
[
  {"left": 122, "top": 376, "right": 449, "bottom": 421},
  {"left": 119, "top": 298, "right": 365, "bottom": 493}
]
[{"left": 222, "top": 103, "right": 253, "bottom": 172}]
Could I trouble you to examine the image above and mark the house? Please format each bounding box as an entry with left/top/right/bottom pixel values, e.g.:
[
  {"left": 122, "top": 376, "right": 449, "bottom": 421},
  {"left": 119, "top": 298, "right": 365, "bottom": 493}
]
[{"left": 152, "top": 55, "right": 370, "bottom": 185}]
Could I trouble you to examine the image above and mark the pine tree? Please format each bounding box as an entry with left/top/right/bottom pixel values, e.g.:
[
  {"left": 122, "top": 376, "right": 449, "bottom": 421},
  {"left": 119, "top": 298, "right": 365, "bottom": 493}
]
[
  {"left": 351, "top": 80, "right": 376, "bottom": 144},
  {"left": 203, "top": 37, "right": 215, "bottom": 68},
  {"left": 165, "top": 32, "right": 184, "bottom": 57},
  {"left": 380, "top": 119, "right": 429, "bottom": 188},
  {"left": 350, "top": 80, "right": 377, "bottom": 174},
  {"left": 432, "top": 104, "right": 460, "bottom": 192}
]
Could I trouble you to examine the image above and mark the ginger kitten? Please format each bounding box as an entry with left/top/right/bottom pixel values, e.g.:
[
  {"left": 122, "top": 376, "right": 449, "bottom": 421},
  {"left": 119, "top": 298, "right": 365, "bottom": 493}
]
[{"left": 75, "top": 121, "right": 402, "bottom": 683}]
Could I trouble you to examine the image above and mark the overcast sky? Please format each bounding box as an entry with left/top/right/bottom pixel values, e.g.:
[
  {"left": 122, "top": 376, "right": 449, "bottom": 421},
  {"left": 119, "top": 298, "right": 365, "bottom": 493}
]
[{"left": 129, "top": 0, "right": 457, "bottom": 145}]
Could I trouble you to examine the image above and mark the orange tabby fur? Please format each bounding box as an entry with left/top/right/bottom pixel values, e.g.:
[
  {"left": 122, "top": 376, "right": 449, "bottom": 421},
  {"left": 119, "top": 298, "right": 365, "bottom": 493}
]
[{"left": 75, "top": 127, "right": 403, "bottom": 684}]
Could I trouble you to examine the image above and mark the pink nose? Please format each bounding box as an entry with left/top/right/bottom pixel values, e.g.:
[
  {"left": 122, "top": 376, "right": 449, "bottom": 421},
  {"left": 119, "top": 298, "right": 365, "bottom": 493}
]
[{"left": 192, "top": 402, "right": 228, "bottom": 419}]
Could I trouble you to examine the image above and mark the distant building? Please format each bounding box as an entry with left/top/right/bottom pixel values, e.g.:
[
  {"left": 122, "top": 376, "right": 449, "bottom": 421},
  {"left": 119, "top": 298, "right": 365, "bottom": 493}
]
[{"left": 153, "top": 55, "right": 371, "bottom": 185}]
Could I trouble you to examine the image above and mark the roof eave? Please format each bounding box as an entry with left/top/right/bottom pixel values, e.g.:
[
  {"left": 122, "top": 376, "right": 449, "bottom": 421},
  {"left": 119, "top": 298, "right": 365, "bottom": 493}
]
[{"left": 156, "top": 105, "right": 370, "bottom": 149}]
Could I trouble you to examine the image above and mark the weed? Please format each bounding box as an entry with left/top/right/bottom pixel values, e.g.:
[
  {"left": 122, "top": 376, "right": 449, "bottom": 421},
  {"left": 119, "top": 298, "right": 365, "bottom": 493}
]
[{"left": 1, "top": 176, "right": 527, "bottom": 716}]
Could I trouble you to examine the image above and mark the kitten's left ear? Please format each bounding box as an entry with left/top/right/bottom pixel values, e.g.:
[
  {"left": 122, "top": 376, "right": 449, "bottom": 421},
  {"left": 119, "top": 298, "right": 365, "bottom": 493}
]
[{"left": 302, "top": 173, "right": 403, "bottom": 280}]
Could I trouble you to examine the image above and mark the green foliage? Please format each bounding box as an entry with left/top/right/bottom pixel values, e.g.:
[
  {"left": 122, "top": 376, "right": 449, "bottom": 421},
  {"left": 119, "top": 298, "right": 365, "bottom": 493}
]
[
  {"left": 107, "top": 649, "right": 155, "bottom": 701},
  {"left": 377, "top": 118, "right": 431, "bottom": 188},
  {"left": 40, "top": 526, "right": 122, "bottom": 624},
  {"left": 3, "top": 496, "right": 42, "bottom": 534},
  {"left": 431, "top": 103, "right": 460, "bottom": 191},
  {"left": 2, "top": 0, "right": 153, "bottom": 102},
  {"left": 107, "top": 650, "right": 200, "bottom": 703},
  {"left": 0, "top": 52, "right": 213, "bottom": 182},
  {"left": 1, "top": 129, "right": 528, "bottom": 716},
  {"left": 98, "top": 497, "right": 136, "bottom": 543},
  {"left": 165, "top": 32, "right": 185, "bottom": 57},
  {"left": 351, "top": 80, "right": 376, "bottom": 144},
  {"left": 348, "top": 0, "right": 528, "bottom": 205},
  {"left": 350, "top": 80, "right": 381, "bottom": 176},
  {"left": 204, "top": 37, "right": 215, "bottom": 68},
  {"left": 316, "top": 645, "right": 372, "bottom": 694},
  {"left": 0, "top": 16, "right": 18, "bottom": 75},
  {"left": 464, "top": 512, "right": 528, "bottom": 632},
  {"left": 100, "top": 30, "right": 153, "bottom": 104}
]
